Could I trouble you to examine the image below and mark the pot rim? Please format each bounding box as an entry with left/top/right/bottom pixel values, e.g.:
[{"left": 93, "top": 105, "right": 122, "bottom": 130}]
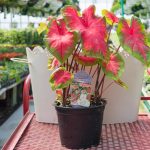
[{"left": 55, "top": 99, "right": 107, "bottom": 110}]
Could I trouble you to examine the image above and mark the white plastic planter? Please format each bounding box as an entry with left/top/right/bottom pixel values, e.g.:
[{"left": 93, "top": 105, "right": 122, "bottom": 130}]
[
  {"left": 102, "top": 55, "right": 144, "bottom": 123},
  {"left": 26, "top": 47, "right": 58, "bottom": 124},
  {"left": 26, "top": 46, "right": 144, "bottom": 124}
]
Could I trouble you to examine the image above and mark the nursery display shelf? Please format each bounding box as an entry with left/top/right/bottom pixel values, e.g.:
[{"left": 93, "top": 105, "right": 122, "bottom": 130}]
[
  {"left": 2, "top": 113, "right": 150, "bottom": 150},
  {"left": 0, "top": 75, "right": 27, "bottom": 95}
]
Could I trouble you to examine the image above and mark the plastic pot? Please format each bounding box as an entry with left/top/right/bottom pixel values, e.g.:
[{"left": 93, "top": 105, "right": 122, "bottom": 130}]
[{"left": 55, "top": 99, "right": 106, "bottom": 149}]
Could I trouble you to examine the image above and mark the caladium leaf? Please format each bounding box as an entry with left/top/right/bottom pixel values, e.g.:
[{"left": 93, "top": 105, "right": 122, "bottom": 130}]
[
  {"left": 101, "top": 53, "right": 124, "bottom": 80},
  {"left": 46, "top": 19, "right": 78, "bottom": 64},
  {"left": 102, "top": 9, "right": 119, "bottom": 25},
  {"left": 49, "top": 67, "right": 74, "bottom": 90},
  {"left": 74, "top": 54, "right": 98, "bottom": 66},
  {"left": 62, "top": 5, "right": 107, "bottom": 58},
  {"left": 117, "top": 17, "right": 150, "bottom": 66},
  {"left": 48, "top": 57, "right": 59, "bottom": 70}
]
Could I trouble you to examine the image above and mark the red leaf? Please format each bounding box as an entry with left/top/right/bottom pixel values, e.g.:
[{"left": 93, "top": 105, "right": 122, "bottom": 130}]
[
  {"left": 74, "top": 54, "right": 98, "bottom": 66},
  {"left": 47, "top": 19, "right": 78, "bottom": 63},
  {"left": 62, "top": 5, "right": 107, "bottom": 58},
  {"left": 62, "top": 6, "right": 85, "bottom": 32},
  {"left": 49, "top": 67, "right": 74, "bottom": 90},
  {"left": 103, "top": 54, "right": 119, "bottom": 75},
  {"left": 102, "top": 53, "right": 124, "bottom": 80},
  {"left": 117, "top": 17, "right": 150, "bottom": 65}
]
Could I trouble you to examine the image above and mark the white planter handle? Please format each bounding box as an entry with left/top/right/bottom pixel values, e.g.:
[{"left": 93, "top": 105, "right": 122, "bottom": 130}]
[{"left": 10, "top": 58, "right": 31, "bottom": 64}]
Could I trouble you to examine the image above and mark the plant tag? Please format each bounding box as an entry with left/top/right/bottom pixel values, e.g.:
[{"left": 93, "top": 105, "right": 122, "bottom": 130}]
[
  {"left": 77, "top": 92, "right": 90, "bottom": 107},
  {"left": 71, "top": 71, "right": 92, "bottom": 106}
]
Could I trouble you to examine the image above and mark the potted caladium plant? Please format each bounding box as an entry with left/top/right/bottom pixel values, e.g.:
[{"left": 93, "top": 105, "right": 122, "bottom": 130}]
[{"left": 38, "top": 4, "right": 150, "bottom": 149}]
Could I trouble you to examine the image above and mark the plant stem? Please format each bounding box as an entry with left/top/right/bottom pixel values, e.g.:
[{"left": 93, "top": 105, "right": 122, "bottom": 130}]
[
  {"left": 89, "top": 66, "right": 92, "bottom": 75},
  {"left": 62, "top": 88, "right": 66, "bottom": 107},
  {"left": 66, "top": 85, "right": 70, "bottom": 99},
  {"left": 77, "top": 47, "right": 82, "bottom": 55},
  {"left": 72, "top": 62, "right": 79, "bottom": 73},
  {"left": 72, "top": 62, "right": 76, "bottom": 73},
  {"left": 95, "top": 65, "right": 101, "bottom": 96},
  {"left": 76, "top": 63, "right": 79, "bottom": 72},
  {"left": 107, "top": 23, "right": 114, "bottom": 43},
  {"left": 99, "top": 75, "right": 105, "bottom": 99},
  {"left": 115, "top": 45, "right": 121, "bottom": 54},
  {"left": 97, "top": 74, "right": 105, "bottom": 94},
  {"left": 66, "top": 59, "right": 69, "bottom": 71},
  {"left": 81, "top": 65, "right": 84, "bottom": 70},
  {"left": 92, "top": 65, "right": 98, "bottom": 78},
  {"left": 83, "top": 65, "right": 85, "bottom": 70},
  {"left": 69, "top": 42, "right": 80, "bottom": 72}
]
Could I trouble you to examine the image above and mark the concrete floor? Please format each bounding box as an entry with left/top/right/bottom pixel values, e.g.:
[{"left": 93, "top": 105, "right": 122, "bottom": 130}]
[{"left": 0, "top": 101, "right": 34, "bottom": 149}]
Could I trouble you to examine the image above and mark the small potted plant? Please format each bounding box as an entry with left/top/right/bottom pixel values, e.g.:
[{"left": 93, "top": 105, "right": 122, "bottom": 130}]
[{"left": 38, "top": 5, "right": 150, "bottom": 149}]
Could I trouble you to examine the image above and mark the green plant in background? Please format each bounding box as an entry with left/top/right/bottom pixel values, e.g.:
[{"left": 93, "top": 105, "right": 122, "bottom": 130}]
[
  {"left": 0, "top": 0, "right": 79, "bottom": 17},
  {"left": 0, "top": 28, "right": 44, "bottom": 47},
  {"left": 112, "top": 0, "right": 150, "bottom": 20},
  {"left": 0, "top": 27, "right": 45, "bottom": 88},
  {"left": 0, "top": 61, "right": 29, "bottom": 88}
]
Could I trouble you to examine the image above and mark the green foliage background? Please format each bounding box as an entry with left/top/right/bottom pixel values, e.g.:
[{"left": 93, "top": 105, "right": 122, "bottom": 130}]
[{"left": 0, "top": 28, "right": 44, "bottom": 46}]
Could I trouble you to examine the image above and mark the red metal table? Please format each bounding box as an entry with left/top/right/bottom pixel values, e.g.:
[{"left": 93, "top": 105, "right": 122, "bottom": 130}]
[{"left": 2, "top": 113, "right": 150, "bottom": 150}]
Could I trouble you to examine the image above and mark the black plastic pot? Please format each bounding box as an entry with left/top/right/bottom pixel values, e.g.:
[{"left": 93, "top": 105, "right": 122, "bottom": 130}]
[{"left": 55, "top": 99, "right": 106, "bottom": 149}]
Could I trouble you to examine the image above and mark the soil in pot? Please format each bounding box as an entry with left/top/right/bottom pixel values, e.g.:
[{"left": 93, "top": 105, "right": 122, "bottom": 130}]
[{"left": 55, "top": 99, "right": 106, "bottom": 149}]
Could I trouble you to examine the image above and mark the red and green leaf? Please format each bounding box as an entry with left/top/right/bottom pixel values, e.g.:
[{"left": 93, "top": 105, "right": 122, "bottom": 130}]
[
  {"left": 62, "top": 5, "right": 108, "bottom": 58},
  {"left": 46, "top": 19, "right": 78, "bottom": 64},
  {"left": 49, "top": 67, "right": 74, "bottom": 90},
  {"left": 48, "top": 57, "right": 59, "bottom": 70},
  {"left": 117, "top": 17, "right": 150, "bottom": 66},
  {"left": 101, "top": 53, "right": 124, "bottom": 80},
  {"left": 74, "top": 54, "right": 98, "bottom": 66},
  {"left": 102, "top": 9, "right": 119, "bottom": 25}
]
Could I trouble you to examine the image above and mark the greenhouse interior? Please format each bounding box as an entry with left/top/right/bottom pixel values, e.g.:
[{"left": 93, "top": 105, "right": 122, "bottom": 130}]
[{"left": 0, "top": 0, "right": 150, "bottom": 149}]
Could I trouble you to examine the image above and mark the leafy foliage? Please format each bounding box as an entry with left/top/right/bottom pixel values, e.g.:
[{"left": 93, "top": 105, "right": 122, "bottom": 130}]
[
  {"left": 102, "top": 9, "right": 119, "bottom": 25},
  {"left": 43, "top": 4, "right": 150, "bottom": 106},
  {"left": 0, "top": 61, "right": 29, "bottom": 88},
  {"left": 101, "top": 53, "right": 124, "bottom": 80},
  {"left": 74, "top": 54, "right": 98, "bottom": 66},
  {"left": 0, "top": 28, "right": 44, "bottom": 46},
  {"left": 62, "top": 5, "right": 107, "bottom": 58},
  {"left": 47, "top": 19, "right": 78, "bottom": 63},
  {"left": 0, "top": 0, "right": 79, "bottom": 17},
  {"left": 117, "top": 17, "right": 150, "bottom": 66},
  {"left": 49, "top": 67, "right": 74, "bottom": 90}
]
